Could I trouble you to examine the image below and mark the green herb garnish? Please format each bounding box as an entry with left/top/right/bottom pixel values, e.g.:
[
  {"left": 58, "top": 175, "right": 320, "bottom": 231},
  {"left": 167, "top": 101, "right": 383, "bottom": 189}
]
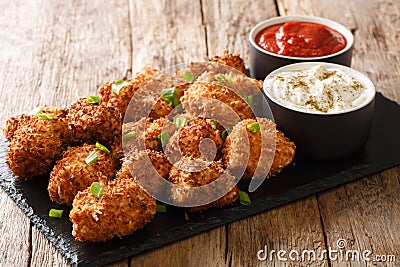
[
  {"left": 173, "top": 117, "right": 187, "bottom": 129},
  {"left": 112, "top": 80, "right": 131, "bottom": 95},
  {"left": 183, "top": 70, "right": 195, "bottom": 82},
  {"left": 87, "top": 95, "right": 101, "bottom": 104},
  {"left": 37, "top": 113, "right": 55, "bottom": 120},
  {"left": 158, "top": 131, "right": 169, "bottom": 148},
  {"left": 243, "top": 95, "right": 253, "bottom": 108},
  {"left": 90, "top": 182, "right": 104, "bottom": 199},
  {"left": 238, "top": 191, "right": 251, "bottom": 206},
  {"left": 215, "top": 73, "right": 232, "bottom": 84},
  {"left": 49, "top": 209, "right": 63, "bottom": 218},
  {"left": 221, "top": 127, "right": 232, "bottom": 140},
  {"left": 247, "top": 122, "right": 260, "bottom": 133},
  {"left": 122, "top": 131, "right": 136, "bottom": 142},
  {"left": 85, "top": 150, "right": 98, "bottom": 166},
  {"left": 156, "top": 204, "right": 167, "bottom": 213},
  {"left": 30, "top": 106, "right": 43, "bottom": 115},
  {"left": 96, "top": 142, "right": 110, "bottom": 154},
  {"left": 160, "top": 87, "right": 180, "bottom": 108}
]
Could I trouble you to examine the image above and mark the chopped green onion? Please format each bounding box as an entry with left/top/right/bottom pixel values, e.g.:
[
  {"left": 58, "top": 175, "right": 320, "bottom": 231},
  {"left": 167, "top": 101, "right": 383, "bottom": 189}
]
[
  {"left": 96, "top": 142, "right": 110, "bottom": 154},
  {"left": 173, "top": 117, "right": 187, "bottom": 129},
  {"left": 221, "top": 127, "right": 232, "bottom": 140},
  {"left": 158, "top": 131, "right": 169, "bottom": 148},
  {"left": 112, "top": 80, "right": 132, "bottom": 95},
  {"left": 183, "top": 70, "right": 194, "bottom": 82},
  {"left": 247, "top": 122, "right": 260, "bottom": 133},
  {"left": 37, "top": 113, "right": 55, "bottom": 120},
  {"left": 215, "top": 73, "right": 232, "bottom": 84},
  {"left": 90, "top": 182, "right": 104, "bottom": 199},
  {"left": 160, "top": 87, "right": 180, "bottom": 108},
  {"left": 156, "top": 204, "right": 167, "bottom": 213},
  {"left": 238, "top": 191, "right": 251, "bottom": 206},
  {"left": 85, "top": 150, "right": 98, "bottom": 166},
  {"left": 122, "top": 131, "right": 136, "bottom": 142},
  {"left": 206, "top": 119, "right": 218, "bottom": 129},
  {"left": 243, "top": 95, "right": 253, "bottom": 108},
  {"left": 49, "top": 209, "right": 63, "bottom": 218},
  {"left": 87, "top": 95, "right": 101, "bottom": 104},
  {"left": 30, "top": 106, "right": 43, "bottom": 115}
]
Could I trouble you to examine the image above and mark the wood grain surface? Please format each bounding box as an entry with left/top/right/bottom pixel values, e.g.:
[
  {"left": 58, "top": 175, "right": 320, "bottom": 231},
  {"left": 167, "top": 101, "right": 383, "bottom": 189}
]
[{"left": 0, "top": 0, "right": 398, "bottom": 266}]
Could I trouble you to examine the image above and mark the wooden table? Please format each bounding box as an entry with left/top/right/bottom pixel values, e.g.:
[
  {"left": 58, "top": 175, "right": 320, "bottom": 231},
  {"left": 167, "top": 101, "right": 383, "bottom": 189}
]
[{"left": 0, "top": 0, "right": 399, "bottom": 266}]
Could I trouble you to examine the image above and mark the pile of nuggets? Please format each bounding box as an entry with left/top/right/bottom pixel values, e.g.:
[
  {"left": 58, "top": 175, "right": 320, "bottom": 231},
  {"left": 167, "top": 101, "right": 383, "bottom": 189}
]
[{"left": 3, "top": 52, "right": 295, "bottom": 242}]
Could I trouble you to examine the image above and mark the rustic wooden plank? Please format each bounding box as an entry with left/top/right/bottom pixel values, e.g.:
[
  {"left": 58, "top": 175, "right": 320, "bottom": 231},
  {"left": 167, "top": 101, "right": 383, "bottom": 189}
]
[
  {"left": 278, "top": 0, "right": 400, "bottom": 266},
  {"left": 0, "top": 0, "right": 132, "bottom": 265},
  {"left": 201, "top": 0, "right": 278, "bottom": 62},
  {"left": 130, "top": 0, "right": 207, "bottom": 73}
]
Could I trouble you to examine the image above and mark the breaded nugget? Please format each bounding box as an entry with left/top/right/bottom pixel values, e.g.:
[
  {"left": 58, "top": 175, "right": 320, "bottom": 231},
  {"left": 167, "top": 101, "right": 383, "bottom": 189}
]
[
  {"left": 98, "top": 67, "right": 159, "bottom": 116},
  {"left": 209, "top": 51, "right": 248, "bottom": 75},
  {"left": 70, "top": 177, "right": 156, "bottom": 242},
  {"left": 165, "top": 118, "right": 223, "bottom": 164},
  {"left": 169, "top": 158, "right": 239, "bottom": 212},
  {"left": 269, "top": 130, "right": 296, "bottom": 176},
  {"left": 122, "top": 118, "right": 147, "bottom": 153},
  {"left": 223, "top": 118, "right": 277, "bottom": 180},
  {"left": 6, "top": 116, "right": 68, "bottom": 178},
  {"left": 181, "top": 81, "right": 255, "bottom": 126},
  {"left": 48, "top": 144, "right": 115, "bottom": 206},
  {"left": 3, "top": 106, "right": 67, "bottom": 141},
  {"left": 67, "top": 98, "right": 121, "bottom": 145},
  {"left": 144, "top": 117, "right": 175, "bottom": 151}
]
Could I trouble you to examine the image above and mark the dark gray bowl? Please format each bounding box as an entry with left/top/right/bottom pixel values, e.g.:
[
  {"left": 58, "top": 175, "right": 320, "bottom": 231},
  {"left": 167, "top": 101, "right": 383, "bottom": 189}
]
[
  {"left": 263, "top": 62, "right": 376, "bottom": 160},
  {"left": 249, "top": 16, "right": 354, "bottom": 80}
]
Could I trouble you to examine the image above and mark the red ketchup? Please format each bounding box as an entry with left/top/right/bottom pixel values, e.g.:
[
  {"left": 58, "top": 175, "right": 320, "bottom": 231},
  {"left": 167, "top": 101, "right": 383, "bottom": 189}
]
[{"left": 255, "top": 21, "right": 347, "bottom": 57}]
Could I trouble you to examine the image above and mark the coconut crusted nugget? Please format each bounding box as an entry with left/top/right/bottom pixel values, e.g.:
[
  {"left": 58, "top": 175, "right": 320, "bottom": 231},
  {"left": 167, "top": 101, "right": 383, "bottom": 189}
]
[
  {"left": 144, "top": 117, "right": 176, "bottom": 151},
  {"left": 98, "top": 67, "right": 159, "bottom": 116},
  {"left": 48, "top": 144, "right": 116, "bottom": 206},
  {"left": 223, "top": 118, "right": 295, "bottom": 179},
  {"left": 3, "top": 106, "right": 67, "bottom": 142},
  {"left": 181, "top": 81, "right": 255, "bottom": 126},
  {"left": 67, "top": 98, "right": 121, "bottom": 145},
  {"left": 169, "top": 158, "right": 239, "bottom": 212},
  {"left": 70, "top": 177, "right": 156, "bottom": 242},
  {"left": 6, "top": 115, "right": 69, "bottom": 178},
  {"left": 165, "top": 118, "right": 223, "bottom": 164},
  {"left": 209, "top": 50, "right": 248, "bottom": 75}
]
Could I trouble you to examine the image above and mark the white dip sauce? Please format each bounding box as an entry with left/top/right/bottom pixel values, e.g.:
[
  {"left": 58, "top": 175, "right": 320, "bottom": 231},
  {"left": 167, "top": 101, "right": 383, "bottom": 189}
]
[{"left": 266, "top": 65, "right": 368, "bottom": 113}]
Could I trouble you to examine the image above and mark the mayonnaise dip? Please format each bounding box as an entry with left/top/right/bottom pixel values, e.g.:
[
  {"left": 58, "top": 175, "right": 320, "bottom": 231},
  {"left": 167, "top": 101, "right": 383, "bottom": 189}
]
[{"left": 265, "top": 65, "right": 369, "bottom": 113}]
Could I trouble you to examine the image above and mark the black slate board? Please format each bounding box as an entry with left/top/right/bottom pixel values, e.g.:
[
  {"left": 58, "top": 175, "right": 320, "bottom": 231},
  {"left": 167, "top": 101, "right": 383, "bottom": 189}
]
[{"left": 1, "top": 92, "right": 400, "bottom": 267}]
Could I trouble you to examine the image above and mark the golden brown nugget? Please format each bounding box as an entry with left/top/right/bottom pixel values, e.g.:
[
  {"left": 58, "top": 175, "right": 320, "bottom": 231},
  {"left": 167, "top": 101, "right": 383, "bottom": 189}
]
[
  {"left": 209, "top": 51, "right": 248, "bottom": 75},
  {"left": 269, "top": 130, "right": 296, "bottom": 176},
  {"left": 48, "top": 144, "right": 116, "bottom": 206},
  {"left": 6, "top": 116, "right": 68, "bottom": 178},
  {"left": 144, "top": 117, "right": 176, "bottom": 152},
  {"left": 70, "top": 177, "right": 156, "bottom": 242}
]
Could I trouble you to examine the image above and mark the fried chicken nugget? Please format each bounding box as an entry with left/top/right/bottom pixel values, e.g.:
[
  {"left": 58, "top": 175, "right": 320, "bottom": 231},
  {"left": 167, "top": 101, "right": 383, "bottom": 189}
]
[
  {"left": 223, "top": 118, "right": 295, "bottom": 179},
  {"left": 48, "top": 144, "right": 116, "bottom": 206},
  {"left": 144, "top": 117, "right": 175, "bottom": 151},
  {"left": 70, "top": 177, "right": 156, "bottom": 242},
  {"left": 209, "top": 51, "right": 248, "bottom": 75},
  {"left": 67, "top": 98, "right": 121, "bottom": 145},
  {"left": 169, "top": 158, "right": 239, "bottom": 212},
  {"left": 3, "top": 106, "right": 67, "bottom": 142},
  {"left": 165, "top": 118, "right": 223, "bottom": 164},
  {"left": 98, "top": 68, "right": 159, "bottom": 116},
  {"left": 6, "top": 116, "right": 68, "bottom": 178}
]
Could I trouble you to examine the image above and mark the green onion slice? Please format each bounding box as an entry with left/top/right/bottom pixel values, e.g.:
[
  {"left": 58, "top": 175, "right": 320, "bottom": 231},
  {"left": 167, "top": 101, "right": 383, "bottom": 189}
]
[
  {"left": 156, "top": 204, "right": 167, "bottom": 213},
  {"left": 160, "top": 87, "right": 180, "bottom": 108},
  {"left": 30, "top": 106, "right": 43, "bottom": 115},
  {"left": 87, "top": 95, "right": 101, "bottom": 104},
  {"left": 221, "top": 127, "right": 232, "bottom": 140},
  {"left": 243, "top": 95, "right": 253, "bottom": 108},
  {"left": 215, "top": 73, "right": 232, "bottom": 84},
  {"left": 85, "top": 150, "right": 98, "bottom": 166},
  {"left": 206, "top": 119, "right": 218, "bottom": 129},
  {"left": 90, "top": 182, "right": 104, "bottom": 199},
  {"left": 112, "top": 80, "right": 132, "bottom": 95},
  {"left": 238, "top": 191, "right": 251, "bottom": 206},
  {"left": 247, "top": 122, "right": 260, "bottom": 133},
  {"left": 158, "top": 131, "right": 169, "bottom": 148},
  {"left": 183, "top": 70, "right": 194, "bottom": 82},
  {"left": 49, "top": 208, "right": 63, "bottom": 218},
  {"left": 96, "top": 142, "right": 110, "bottom": 154},
  {"left": 173, "top": 117, "right": 187, "bottom": 129},
  {"left": 122, "top": 131, "right": 136, "bottom": 142},
  {"left": 37, "top": 113, "right": 55, "bottom": 120}
]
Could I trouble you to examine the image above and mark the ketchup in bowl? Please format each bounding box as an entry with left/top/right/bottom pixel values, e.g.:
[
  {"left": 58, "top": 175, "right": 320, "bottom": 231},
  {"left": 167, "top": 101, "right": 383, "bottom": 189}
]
[{"left": 255, "top": 21, "right": 347, "bottom": 58}]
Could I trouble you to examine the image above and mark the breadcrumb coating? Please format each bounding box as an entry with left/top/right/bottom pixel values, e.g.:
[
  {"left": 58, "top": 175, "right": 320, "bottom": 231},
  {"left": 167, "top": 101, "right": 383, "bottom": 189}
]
[
  {"left": 169, "top": 158, "right": 239, "bottom": 212},
  {"left": 48, "top": 144, "right": 116, "bottom": 206},
  {"left": 70, "top": 177, "right": 156, "bottom": 242},
  {"left": 269, "top": 130, "right": 296, "bottom": 176},
  {"left": 209, "top": 51, "right": 248, "bottom": 75},
  {"left": 144, "top": 117, "right": 175, "bottom": 152},
  {"left": 67, "top": 98, "right": 121, "bottom": 145}
]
